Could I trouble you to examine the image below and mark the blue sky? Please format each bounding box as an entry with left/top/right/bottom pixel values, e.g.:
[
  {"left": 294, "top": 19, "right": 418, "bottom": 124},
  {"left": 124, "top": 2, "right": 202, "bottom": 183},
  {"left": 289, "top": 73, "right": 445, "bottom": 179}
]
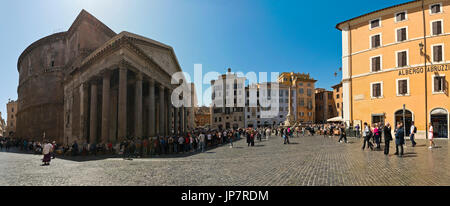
[{"left": 0, "top": 0, "right": 412, "bottom": 119}]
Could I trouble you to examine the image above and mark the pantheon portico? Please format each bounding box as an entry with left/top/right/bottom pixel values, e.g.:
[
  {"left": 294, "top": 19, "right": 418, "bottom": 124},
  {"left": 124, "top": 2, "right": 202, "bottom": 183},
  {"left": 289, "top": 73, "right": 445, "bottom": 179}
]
[{"left": 16, "top": 10, "right": 193, "bottom": 144}]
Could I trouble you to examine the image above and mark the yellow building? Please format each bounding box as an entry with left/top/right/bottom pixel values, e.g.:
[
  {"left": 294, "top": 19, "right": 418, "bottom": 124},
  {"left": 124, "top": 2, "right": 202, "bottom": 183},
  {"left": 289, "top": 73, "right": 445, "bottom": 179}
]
[
  {"left": 337, "top": 0, "right": 449, "bottom": 139},
  {"left": 332, "top": 82, "right": 343, "bottom": 119},
  {"left": 278, "top": 72, "right": 317, "bottom": 123}
]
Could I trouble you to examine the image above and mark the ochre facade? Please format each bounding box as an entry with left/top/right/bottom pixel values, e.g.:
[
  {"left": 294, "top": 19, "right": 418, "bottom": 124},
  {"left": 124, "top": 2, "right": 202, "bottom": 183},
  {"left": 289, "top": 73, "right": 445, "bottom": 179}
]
[{"left": 337, "top": 0, "right": 450, "bottom": 139}]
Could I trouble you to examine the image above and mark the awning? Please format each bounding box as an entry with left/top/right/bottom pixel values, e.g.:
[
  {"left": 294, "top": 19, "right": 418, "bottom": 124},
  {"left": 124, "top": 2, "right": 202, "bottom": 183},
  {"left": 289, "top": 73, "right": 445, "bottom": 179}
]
[{"left": 327, "top": 116, "right": 343, "bottom": 122}]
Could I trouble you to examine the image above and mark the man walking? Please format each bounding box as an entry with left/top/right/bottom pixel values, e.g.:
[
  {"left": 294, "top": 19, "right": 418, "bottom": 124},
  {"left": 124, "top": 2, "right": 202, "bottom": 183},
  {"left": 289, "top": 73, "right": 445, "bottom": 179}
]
[
  {"left": 362, "top": 122, "right": 373, "bottom": 150},
  {"left": 338, "top": 124, "right": 347, "bottom": 143},
  {"left": 410, "top": 121, "right": 417, "bottom": 147},
  {"left": 383, "top": 122, "right": 392, "bottom": 155}
]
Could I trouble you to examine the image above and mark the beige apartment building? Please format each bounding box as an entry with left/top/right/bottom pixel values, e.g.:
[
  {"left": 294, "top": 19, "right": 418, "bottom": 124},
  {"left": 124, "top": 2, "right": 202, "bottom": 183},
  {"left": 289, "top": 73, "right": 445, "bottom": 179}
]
[
  {"left": 210, "top": 68, "right": 246, "bottom": 130},
  {"left": 6, "top": 100, "right": 18, "bottom": 137}
]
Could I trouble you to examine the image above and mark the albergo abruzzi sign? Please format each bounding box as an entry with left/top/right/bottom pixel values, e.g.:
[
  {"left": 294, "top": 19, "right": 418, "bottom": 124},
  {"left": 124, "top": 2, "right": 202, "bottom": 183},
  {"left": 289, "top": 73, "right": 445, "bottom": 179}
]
[{"left": 398, "top": 63, "right": 449, "bottom": 76}]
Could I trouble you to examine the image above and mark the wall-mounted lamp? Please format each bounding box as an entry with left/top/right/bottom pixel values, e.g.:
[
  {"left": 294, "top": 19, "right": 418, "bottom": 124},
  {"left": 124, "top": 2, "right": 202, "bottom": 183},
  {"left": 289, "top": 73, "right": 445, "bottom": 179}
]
[{"left": 419, "top": 42, "right": 424, "bottom": 55}]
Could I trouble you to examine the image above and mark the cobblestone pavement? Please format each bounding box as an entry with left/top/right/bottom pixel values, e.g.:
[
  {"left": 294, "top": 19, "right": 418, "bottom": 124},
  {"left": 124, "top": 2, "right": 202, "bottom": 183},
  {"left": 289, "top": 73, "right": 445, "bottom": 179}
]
[{"left": 1, "top": 135, "right": 449, "bottom": 186}]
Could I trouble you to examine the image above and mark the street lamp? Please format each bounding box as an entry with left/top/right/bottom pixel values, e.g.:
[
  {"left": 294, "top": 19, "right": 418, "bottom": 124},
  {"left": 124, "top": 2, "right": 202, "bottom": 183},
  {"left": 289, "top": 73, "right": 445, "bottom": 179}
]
[{"left": 419, "top": 42, "right": 424, "bottom": 55}]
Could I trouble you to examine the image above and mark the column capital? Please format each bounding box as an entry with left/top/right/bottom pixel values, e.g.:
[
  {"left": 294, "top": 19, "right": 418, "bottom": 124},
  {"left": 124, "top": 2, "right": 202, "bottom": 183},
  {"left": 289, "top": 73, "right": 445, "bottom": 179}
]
[
  {"left": 119, "top": 66, "right": 127, "bottom": 72},
  {"left": 89, "top": 78, "right": 101, "bottom": 85},
  {"left": 100, "top": 69, "right": 112, "bottom": 77},
  {"left": 135, "top": 72, "right": 143, "bottom": 81}
]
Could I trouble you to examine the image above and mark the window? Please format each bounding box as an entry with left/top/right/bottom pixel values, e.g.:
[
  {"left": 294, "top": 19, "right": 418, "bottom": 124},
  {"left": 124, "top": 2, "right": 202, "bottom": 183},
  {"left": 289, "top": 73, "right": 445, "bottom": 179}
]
[
  {"left": 433, "top": 76, "right": 446, "bottom": 93},
  {"left": 371, "top": 34, "right": 381, "bottom": 48},
  {"left": 371, "top": 56, "right": 382, "bottom": 72},
  {"left": 299, "top": 88, "right": 304, "bottom": 94},
  {"left": 51, "top": 61, "right": 55, "bottom": 67},
  {"left": 299, "top": 83, "right": 303, "bottom": 86},
  {"left": 395, "top": 11, "right": 407, "bottom": 22},
  {"left": 308, "top": 112, "right": 312, "bottom": 117},
  {"left": 307, "top": 89, "right": 312, "bottom": 97},
  {"left": 432, "top": 44, "right": 444, "bottom": 63},
  {"left": 431, "top": 20, "right": 443, "bottom": 35},
  {"left": 430, "top": 3, "right": 442, "bottom": 14},
  {"left": 397, "top": 78, "right": 409, "bottom": 96},
  {"left": 371, "top": 82, "right": 383, "bottom": 98},
  {"left": 396, "top": 50, "right": 408, "bottom": 67},
  {"left": 337, "top": 103, "right": 340, "bottom": 109},
  {"left": 300, "top": 112, "right": 304, "bottom": 117},
  {"left": 396, "top": 27, "right": 407, "bottom": 42},
  {"left": 299, "top": 98, "right": 305, "bottom": 106},
  {"left": 328, "top": 93, "right": 333, "bottom": 99},
  {"left": 336, "top": 94, "right": 340, "bottom": 99},
  {"left": 370, "top": 18, "right": 381, "bottom": 29}
]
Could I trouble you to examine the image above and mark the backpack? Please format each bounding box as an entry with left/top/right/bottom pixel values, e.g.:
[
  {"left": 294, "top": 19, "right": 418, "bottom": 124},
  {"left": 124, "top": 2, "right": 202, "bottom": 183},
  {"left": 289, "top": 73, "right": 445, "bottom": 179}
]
[{"left": 413, "top": 126, "right": 417, "bottom": 134}]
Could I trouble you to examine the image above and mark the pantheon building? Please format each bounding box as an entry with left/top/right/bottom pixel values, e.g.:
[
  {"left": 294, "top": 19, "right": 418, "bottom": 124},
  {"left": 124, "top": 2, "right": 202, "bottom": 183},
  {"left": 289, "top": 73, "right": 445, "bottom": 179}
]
[{"left": 16, "top": 10, "right": 195, "bottom": 144}]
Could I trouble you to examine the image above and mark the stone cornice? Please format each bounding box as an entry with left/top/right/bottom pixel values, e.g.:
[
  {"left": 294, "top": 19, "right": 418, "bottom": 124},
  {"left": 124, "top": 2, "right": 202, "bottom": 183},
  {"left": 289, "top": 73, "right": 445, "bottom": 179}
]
[
  {"left": 75, "top": 34, "right": 173, "bottom": 83},
  {"left": 17, "top": 32, "right": 66, "bottom": 72}
]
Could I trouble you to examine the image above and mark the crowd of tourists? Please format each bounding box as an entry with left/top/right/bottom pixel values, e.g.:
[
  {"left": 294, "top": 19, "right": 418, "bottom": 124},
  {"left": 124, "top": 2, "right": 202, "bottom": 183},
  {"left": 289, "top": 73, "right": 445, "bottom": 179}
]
[{"left": 359, "top": 121, "right": 437, "bottom": 157}]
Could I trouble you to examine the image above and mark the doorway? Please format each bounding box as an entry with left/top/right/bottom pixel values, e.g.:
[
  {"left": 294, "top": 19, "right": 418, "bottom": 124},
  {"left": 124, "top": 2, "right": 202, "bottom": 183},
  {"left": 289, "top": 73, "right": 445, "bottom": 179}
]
[
  {"left": 430, "top": 108, "right": 448, "bottom": 138},
  {"left": 395, "top": 110, "right": 413, "bottom": 136}
]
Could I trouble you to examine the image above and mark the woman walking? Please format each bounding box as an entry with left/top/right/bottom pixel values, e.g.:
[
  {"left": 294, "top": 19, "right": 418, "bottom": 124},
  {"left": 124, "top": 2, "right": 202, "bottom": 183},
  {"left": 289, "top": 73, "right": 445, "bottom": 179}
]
[
  {"left": 42, "top": 141, "right": 53, "bottom": 166},
  {"left": 428, "top": 123, "right": 435, "bottom": 149}
]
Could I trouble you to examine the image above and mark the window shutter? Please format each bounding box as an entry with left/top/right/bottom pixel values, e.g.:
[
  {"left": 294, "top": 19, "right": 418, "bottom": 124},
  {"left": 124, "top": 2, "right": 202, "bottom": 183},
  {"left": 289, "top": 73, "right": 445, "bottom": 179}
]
[
  {"left": 433, "top": 46, "right": 439, "bottom": 62},
  {"left": 434, "top": 77, "right": 440, "bottom": 92},
  {"left": 397, "top": 29, "right": 402, "bottom": 41},
  {"left": 372, "top": 84, "right": 376, "bottom": 97},
  {"left": 402, "top": 29, "right": 406, "bottom": 41},
  {"left": 402, "top": 80, "right": 407, "bottom": 94},
  {"left": 402, "top": 52, "right": 407, "bottom": 66},
  {"left": 434, "top": 46, "right": 442, "bottom": 62},
  {"left": 398, "top": 52, "right": 403, "bottom": 67},
  {"left": 371, "top": 36, "right": 376, "bottom": 48},
  {"left": 372, "top": 58, "right": 376, "bottom": 71},
  {"left": 376, "top": 35, "right": 380, "bottom": 47},
  {"left": 432, "top": 22, "right": 438, "bottom": 35},
  {"left": 437, "top": 21, "right": 442, "bottom": 35},
  {"left": 376, "top": 57, "right": 381, "bottom": 71},
  {"left": 377, "top": 84, "right": 381, "bottom": 97}
]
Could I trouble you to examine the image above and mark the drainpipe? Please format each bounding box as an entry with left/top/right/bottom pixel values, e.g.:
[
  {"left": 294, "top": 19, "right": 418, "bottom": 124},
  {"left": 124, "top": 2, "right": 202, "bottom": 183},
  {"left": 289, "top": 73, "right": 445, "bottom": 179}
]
[{"left": 422, "top": 0, "right": 428, "bottom": 139}]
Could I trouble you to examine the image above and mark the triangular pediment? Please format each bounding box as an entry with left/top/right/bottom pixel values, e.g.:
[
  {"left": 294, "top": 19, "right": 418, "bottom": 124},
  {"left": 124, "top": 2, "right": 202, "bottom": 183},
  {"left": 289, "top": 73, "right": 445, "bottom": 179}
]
[{"left": 67, "top": 9, "right": 116, "bottom": 39}]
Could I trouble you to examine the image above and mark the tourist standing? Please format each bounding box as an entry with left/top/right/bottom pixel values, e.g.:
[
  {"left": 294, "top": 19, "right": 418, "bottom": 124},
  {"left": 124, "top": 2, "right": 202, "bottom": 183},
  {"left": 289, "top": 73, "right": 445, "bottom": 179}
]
[
  {"left": 199, "top": 133, "right": 206, "bottom": 152},
  {"left": 394, "top": 123, "right": 405, "bottom": 157},
  {"left": 373, "top": 124, "right": 381, "bottom": 149},
  {"left": 410, "top": 121, "right": 417, "bottom": 147},
  {"left": 428, "top": 123, "right": 435, "bottom": 149},
  {"left": 383, "top": 123, "right": 392, "bottom": 155}
]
